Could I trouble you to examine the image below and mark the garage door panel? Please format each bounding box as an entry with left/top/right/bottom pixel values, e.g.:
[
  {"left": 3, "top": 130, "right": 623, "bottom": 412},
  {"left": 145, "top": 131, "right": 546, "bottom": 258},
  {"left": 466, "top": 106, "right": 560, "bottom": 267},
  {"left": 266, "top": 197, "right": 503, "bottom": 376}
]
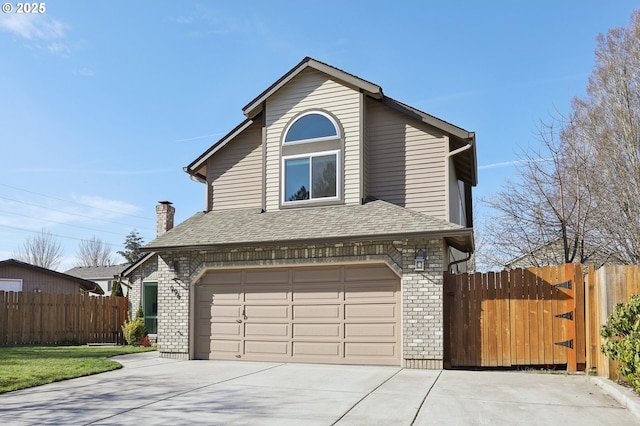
[
  {"left": 293, "top": 267, "right": 341, "bottom": 283},
  {"left": 293, "top": 341, "right": 340, "bottom": 356},
  {"left": 212, "top": 339, "right": 241, "bottom": 354},
  {"left": 210, "top": 290, "right": 242, "bottom": 302},
  {"left": 245, "top": 323, "right": 289, "bottom": 338},
  {"left": 344, "top": 265, "right": 397, "bottom": 282},
  {"left": 200, "top": 271, "right": 243, "bottom": 285},
  {"left": 345, "top": 323, "right": 397, "bottom": 338},
  {"left": 293, "top": 304, "right": 340, "bottom": 320},
  {"left": 245, "top": 269, "right": 289, "bottom": 284},
  {"left": 293, "top": 323, "right": 340, "bottom": 338},
  {"left": 211, "top": 322, "right": 241, "bottom": 337},
  {"left": 245, "top": 340, "right": 289, "bottom": 355},
  {"left": 245, "top": 305, "right": 288, "bottom": 319},
  {"left": 345, "top": 282, "right": 397, "bottom": 300},
  {"left": 292, "top": 284, "right": 341, "bottom": 301},
  {"left": 244, "top": 285, "right": 289, "bottom": 301},
  {"left": 345, "top": 303, "right": 397, "bottom": 320},
  {"left": 211, "top": 305, "right": 242, "bottom": 319},
  {"left": 345, "top": 342, "right": 397, "bottom": 358}
]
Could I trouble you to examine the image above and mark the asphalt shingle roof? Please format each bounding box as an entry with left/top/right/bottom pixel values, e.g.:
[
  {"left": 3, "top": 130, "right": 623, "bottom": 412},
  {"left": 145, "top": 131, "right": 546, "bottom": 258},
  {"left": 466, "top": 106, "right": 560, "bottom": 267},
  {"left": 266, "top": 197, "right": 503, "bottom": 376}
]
[
  {"left": 65, "top": 264, "right": 129, "bottom": 280},
  {"left": 144, "top": 200, "right": 472, "bottom": 251}
]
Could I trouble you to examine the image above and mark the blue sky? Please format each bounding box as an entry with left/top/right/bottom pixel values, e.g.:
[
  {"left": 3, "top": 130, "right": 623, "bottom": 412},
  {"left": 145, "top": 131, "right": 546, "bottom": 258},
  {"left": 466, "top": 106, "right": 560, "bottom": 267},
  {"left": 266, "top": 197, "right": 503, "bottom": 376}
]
[{"left": 0, "top": 1, "right": 637, "bottom": 271}]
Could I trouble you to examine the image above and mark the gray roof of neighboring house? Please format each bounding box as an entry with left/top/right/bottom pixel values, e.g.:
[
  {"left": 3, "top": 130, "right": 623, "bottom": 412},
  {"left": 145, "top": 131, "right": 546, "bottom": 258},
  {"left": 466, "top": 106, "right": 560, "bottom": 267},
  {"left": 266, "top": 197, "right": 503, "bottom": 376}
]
[
  {"left": 65, "top": 264, "right": 130, "bottom": 281},
  {"left": 144, "top": 200, "right": 474, "bottom": 252}
]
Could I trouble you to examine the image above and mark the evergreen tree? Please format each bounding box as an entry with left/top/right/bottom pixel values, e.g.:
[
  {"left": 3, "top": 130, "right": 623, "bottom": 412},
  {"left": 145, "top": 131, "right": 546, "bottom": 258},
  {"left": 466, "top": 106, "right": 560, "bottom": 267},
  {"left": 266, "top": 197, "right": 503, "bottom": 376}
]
[{"left": 117, "top": 230, "right": 145, "bottom": 264}]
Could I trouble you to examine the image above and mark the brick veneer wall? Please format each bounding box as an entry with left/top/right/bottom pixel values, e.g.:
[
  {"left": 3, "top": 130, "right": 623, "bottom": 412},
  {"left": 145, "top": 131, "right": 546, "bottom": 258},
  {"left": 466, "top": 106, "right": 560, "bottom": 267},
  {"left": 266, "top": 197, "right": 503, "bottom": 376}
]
[{"left": 152, "top": 237, "right": 446, "bottom": 367}]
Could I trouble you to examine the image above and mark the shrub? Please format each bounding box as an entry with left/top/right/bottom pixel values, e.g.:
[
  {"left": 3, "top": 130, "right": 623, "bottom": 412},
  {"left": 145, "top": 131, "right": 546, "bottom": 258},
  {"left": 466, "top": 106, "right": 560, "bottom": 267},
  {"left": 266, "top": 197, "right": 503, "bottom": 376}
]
[
  {"left": 122, "top": 317, "right": 147, "bottom": 345},
  {"left": 601, "top": 294, "right": 640, "bottom": 391}
]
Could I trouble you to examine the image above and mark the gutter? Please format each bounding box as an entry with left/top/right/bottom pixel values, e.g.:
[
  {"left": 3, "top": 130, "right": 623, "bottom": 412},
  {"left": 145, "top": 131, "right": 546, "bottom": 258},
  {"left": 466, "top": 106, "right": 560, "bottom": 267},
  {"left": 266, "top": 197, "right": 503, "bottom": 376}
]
[{"left": 445, "top": 134, "right": 474, "bottom": 160}]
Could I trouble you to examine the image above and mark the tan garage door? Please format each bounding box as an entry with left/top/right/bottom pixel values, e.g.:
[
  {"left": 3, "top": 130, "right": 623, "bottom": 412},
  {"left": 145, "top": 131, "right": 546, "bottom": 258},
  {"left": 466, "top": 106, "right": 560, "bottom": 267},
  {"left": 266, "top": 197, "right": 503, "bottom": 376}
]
[{"left": 195, "top": 264, "right": 400, "bottom": 365}]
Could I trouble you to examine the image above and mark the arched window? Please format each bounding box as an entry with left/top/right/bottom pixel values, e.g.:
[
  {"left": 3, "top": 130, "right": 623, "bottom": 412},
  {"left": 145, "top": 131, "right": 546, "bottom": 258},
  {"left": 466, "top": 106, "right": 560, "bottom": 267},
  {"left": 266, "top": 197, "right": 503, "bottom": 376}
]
[
  {"left": 282, "top": 111, "right": 342, "bottom": 204},
  {"left": 284, "top": 112, "right": 339, "bottom": 143}
]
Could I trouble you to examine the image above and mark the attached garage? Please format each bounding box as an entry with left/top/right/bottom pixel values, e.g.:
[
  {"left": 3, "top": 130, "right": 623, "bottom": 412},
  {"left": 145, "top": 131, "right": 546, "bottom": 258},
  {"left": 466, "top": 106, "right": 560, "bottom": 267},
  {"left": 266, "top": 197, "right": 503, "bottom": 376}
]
[{"left": 194, "top": 264, "right": 400, "bottom": 365}]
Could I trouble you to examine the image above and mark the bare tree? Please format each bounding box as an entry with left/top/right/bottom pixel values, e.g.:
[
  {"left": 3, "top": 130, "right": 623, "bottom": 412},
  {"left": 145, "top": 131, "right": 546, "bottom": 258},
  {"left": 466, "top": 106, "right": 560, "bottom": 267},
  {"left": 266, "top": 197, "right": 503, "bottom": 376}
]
[
  {"left": 12, "top": 229, "right": 63, "bottom": 270},
  {"left": 75, "top": 235, "right": 114, "bottom": 267},
  {"left": 481, "top": 9, "right": 640, "bottom": 268},
  {"left": 481, "top": 117, "right": 604, "bottom": 268},
  {"left": 569, "top": 9, "right": 640, "bottom": 263}
]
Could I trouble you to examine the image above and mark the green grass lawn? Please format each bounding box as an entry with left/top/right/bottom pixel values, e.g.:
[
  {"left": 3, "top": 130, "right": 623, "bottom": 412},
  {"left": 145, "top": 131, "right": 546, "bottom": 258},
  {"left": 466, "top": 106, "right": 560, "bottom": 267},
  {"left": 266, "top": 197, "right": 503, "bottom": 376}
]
[{"left": 0, "top": 345, "right": 155, "bottom": 394}]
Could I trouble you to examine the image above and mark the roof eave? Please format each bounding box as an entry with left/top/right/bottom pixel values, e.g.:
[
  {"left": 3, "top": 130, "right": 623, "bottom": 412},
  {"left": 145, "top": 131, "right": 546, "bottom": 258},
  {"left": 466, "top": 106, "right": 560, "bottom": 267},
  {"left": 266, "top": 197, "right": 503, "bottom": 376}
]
[{"left": 143, "top": 228, "right": 474, "bottom": 253}]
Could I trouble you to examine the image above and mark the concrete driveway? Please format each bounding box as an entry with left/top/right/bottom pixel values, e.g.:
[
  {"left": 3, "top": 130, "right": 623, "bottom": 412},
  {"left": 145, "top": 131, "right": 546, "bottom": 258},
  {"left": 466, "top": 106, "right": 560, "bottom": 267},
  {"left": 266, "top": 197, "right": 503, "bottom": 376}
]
[{"left": 0, "top": 351, "right": 637, "bottom": 425}]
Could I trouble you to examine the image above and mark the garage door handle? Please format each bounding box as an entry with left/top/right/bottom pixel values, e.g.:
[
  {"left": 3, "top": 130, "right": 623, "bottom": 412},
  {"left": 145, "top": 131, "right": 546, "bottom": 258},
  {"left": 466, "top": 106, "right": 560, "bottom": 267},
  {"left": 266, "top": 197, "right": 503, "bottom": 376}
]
[{"left": 236, "top": 319, "right": 242, "bottom": 323}]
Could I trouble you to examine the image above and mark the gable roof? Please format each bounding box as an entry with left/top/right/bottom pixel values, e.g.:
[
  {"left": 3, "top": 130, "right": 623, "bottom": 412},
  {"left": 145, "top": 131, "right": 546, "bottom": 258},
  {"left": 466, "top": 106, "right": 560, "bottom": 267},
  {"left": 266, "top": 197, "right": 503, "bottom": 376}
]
[
  {"left": 144, "top": 200, "right": 473, "bottom": 253},
  {"left": 0, "top": 259, "right": 104, "bottom": 294},
  {"left": 120, "top": 252, "right": 156, "bottom": 278},
  {"left": 242, "top": 57, "right": 383, "bottom": 119},
  {"left": 184, "top": 56, "right": 478, "bottom": 186},
  {"left": 65, "top": 264, "right": 130, "bottom": 281}
]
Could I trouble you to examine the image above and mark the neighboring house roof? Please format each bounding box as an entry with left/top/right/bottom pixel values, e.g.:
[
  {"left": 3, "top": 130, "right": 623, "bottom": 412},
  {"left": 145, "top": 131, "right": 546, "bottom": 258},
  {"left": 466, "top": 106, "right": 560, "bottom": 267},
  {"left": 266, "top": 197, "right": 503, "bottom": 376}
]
[
  {"left": 144, "top": 200, "right": 473, "bottom": 252},
  {"left": 504, "top": 237, "right": 623, "bottom": 270},
  {"left": 65, "top": 264, "right": 130, "bottom": 281},
  {"left": 184, "top": 56, "right": 477, "bottom": 187},
  {"left": 0, "top": 259, "right": 104, "bottom": 295}
]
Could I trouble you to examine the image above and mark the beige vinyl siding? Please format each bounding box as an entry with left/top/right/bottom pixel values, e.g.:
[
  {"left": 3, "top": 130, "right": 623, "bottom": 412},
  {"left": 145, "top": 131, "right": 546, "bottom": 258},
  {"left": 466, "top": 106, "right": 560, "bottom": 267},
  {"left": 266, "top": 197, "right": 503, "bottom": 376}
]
[
  {"left": 264, "top": 68, "right": 361, "bottom": 211},
  {"left": 365, "top": 98, "right": 448, "bottom": 219},
  {"left": 207, "top": 117, "right": 263, "bottom": 211}
]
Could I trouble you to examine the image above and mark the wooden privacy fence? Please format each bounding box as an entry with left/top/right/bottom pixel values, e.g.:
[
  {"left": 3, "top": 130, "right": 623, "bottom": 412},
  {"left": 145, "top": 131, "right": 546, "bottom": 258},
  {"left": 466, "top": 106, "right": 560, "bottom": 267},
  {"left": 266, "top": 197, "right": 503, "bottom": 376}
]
[
  {"left": 589, "top": 265, "right": 640, "bottom": 380},
  {"left": 0, "top": 292, "right": 128, "bottom": 345},
  {"left": 444, "top": 264, "right": 585, "bottom": 371}
]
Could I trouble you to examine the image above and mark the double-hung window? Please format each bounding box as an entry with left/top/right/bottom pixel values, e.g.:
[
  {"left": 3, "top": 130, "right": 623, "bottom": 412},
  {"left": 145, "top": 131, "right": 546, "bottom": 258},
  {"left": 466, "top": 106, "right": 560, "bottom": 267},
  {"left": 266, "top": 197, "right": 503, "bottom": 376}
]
[{"left": 281, "top": 111, "right": 342, "bottom": 205}]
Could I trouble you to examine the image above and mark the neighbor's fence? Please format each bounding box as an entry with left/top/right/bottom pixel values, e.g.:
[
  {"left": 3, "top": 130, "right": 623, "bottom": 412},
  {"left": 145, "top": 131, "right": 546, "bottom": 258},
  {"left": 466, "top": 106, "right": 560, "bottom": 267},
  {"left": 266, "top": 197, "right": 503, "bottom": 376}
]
[
  {"left": 0, "top": 291, "right": 128, "bottom": 345},
  {"left": 589, "top": 265, "right": 640, "bottom": 380}
]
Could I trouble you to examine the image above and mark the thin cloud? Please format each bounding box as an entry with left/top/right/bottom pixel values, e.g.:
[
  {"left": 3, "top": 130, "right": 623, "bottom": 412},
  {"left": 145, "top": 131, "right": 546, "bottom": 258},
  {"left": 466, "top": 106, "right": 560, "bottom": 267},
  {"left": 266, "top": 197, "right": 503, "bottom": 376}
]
[
  {"left": 0, "top": 13, "right": 71, "bottom": 55},
  {"left": 175, "top": 132, "right": 225, "bottom": 143},
  {"left": 73, "top": 68, "right": 95, "bottom": 77},
  {"left": 9, "top": 168, "right": 174, "bottom": 175},
  {"left": 479, "top": 157, "right": 554, "bottom": 170},
  {"left": 416, "top": 89, "right": 489, "bottom": 105},
  {"left": 70, "top": 194, "right": 142, "bottom": 218}
]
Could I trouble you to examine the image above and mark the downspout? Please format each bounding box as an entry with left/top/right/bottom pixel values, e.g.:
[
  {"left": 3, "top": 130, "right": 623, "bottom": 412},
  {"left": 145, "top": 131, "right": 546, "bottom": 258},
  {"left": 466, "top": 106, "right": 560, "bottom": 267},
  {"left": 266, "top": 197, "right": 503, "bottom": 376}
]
[
  {"left": 445, "top": 136, "right": 475, "bottom": 272},
  {"left": 448, "top": 253, "right": 472, "bottom": 272},
  {"left": 444, "top": 136, "right": 474, "bottom": 222}
]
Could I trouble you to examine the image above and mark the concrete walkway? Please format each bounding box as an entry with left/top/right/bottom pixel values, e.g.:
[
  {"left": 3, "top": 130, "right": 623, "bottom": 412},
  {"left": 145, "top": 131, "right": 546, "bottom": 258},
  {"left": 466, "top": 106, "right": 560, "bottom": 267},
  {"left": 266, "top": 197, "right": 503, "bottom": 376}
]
[{"left": 0, "top": 352, "right": 638, "bottom": 425}]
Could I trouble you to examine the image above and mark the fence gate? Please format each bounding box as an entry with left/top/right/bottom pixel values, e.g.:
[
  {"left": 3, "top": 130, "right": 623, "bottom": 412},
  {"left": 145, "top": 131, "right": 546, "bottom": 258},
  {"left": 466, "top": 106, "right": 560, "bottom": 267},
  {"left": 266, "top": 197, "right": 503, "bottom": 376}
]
[{"left": 444, "top": 264, "right": 584, "bottom": 371}]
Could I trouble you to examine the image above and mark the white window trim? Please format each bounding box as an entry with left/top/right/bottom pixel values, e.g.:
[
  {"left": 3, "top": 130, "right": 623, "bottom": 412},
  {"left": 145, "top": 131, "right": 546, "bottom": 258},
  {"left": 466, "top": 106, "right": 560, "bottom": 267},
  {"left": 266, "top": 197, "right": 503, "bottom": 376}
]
[
  {"left": 282, "top": 111, "right": 341, "bottom": 145},
  {"left": 282, "top": 149, "right": 341, "bottom": 205},
  {"left": 0, "top": 278, "right": 23, "bottom": 292}
]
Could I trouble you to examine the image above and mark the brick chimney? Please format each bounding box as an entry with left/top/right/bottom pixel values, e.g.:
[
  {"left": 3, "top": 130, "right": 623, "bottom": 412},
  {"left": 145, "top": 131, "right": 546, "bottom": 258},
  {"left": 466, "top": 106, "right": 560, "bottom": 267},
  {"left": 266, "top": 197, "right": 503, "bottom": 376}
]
[{"left": 156, "top": 201, "right": 175, "bottom": 237}]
